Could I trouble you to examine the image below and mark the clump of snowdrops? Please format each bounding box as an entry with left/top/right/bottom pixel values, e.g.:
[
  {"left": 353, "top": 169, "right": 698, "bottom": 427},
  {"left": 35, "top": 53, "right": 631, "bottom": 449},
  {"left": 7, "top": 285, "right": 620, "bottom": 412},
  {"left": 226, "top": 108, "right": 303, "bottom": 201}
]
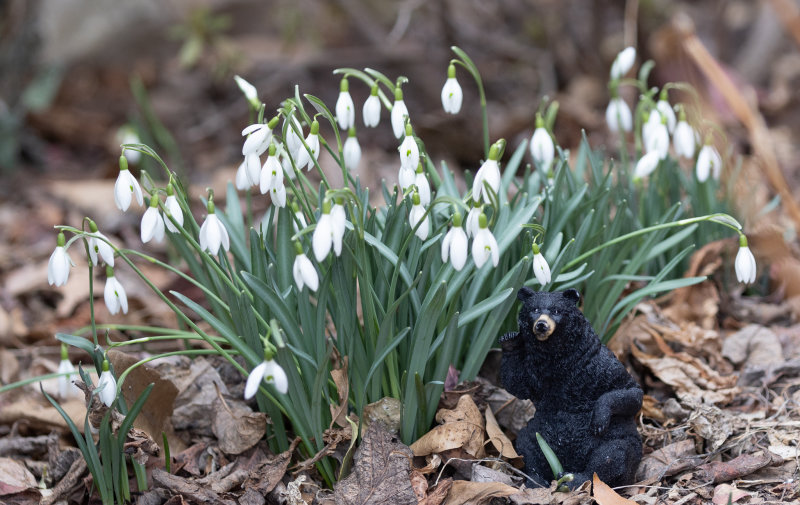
[{"left": 36, "top": 46, "right": 757, "bottom": 488}]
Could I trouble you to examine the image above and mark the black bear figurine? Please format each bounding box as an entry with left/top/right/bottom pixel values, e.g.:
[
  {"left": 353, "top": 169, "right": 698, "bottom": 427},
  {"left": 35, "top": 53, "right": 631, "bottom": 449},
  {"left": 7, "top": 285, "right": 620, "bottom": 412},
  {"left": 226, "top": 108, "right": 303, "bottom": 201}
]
[{"left": 500, "top": 287, "right": 642, "bottom": 488}]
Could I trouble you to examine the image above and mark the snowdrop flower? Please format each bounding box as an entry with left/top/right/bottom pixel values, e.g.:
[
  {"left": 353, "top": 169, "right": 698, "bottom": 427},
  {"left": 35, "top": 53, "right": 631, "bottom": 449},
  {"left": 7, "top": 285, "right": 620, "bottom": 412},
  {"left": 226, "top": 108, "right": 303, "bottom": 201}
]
[
  {"left": 295, "top": 119, "right": 321, "bottom": 171},
  {"left": 104, "top": 266, "right": 128, "bottom": 315},
  {"left": 313, "top": 199, "right": 344, "bottom": 261},
  {"left": 363, "top": 84, "right": 381, "bottom": 128},
  {"left": 292, "top": 241, "right": 318, "bottom": 292},
  {"left": 241, "top": 122, "right": 272, "bottom": 157},
  {"left": 655, "top": 91, "right": 676, "bottom": 133},
  {"left": 48, "top": 232, "right": 73, "bottom": 287},
  {"left": 260, "top": 144, "right": 283, "bottom": 194},
  {"left": 414, "top": 163, "right": 431, "bottom": 206},
  {"left": 391, "top": 87, "right": 409, "bottom": 139},
  {"left": 735, "top": 235, "right": 757, "bottom": 284},
  {"left": 291, "top": 201, "right": 307, "bottom": 234},
  {"left": 87, "top": 220, "right": 114, "bottom": 267},
  {"left": 643, "top": 113, "right": 670, "bottom": 160},
  {"left": 114, "top": 155, "right": 143, "bottom": 211},
  {"left": 331, "top": 198, "right": 347, "bottom": 249},
  {"left": 235, "top": 159, "right": 257, "bottom": 190},
  {"left": 96, "top": 360, "right": 117, "bottom": 407},
  {"left": 442, "top": 213, "right": 468, "bottom": 271},
  {"left": 610, "top": 46, "right": 636, "bottom": 80},
  {"left": 234, "top": 75, "right": 260, "bottom": 109},
  {"left": 441, "top": 63, "right": 463, "bottom": 114},
  {"left": 57, "top": 344, "right": 80, "bottom": 399},
  {"left": 335, "top": 78, "right": 356, "bottom": 131},
  {"left": 284, "top": 115, "right": 304, "bottom": 159},
  {"left": 398, "top": 123, "right": 419, "bottom": 171},
  {"left": 408, "top": 192, "right": 429, "bottom": 240},
  {"left": 465, "top": 204, "right": 482, "bottom": 238},
  {"left": 164, "top": 184, "right": 184, "bottom": 233},
  {"left": 531, "top": 243, "right": 551, "bottom": 285},
  {"left": 673, "top": 110, "right": 696, "bottom": 159},
  {"left": 343, "top": 128, "right": 361, "bottom": 172},
  {"left": 141, "top": 194, "right": 166, "bottom": 244},
  {"left": 472, "top": 212, "right": 499, "bottom": 268},
  {"left": 199, "top": 199, "right": 230, "bottom": 255},
  {"left": 634, "top": 151, "right": 661, "bottom": 180},
  {"left": 530, "top": 113, "right": 554, "bottom": 172},
  {"left": 606, "top": 96, "right": 633, "bottom": 133},
  {"left": 696, "top": 142, "right": 722, "bottom": 182},
  {"left": 472, "top": 142, "right": 502, "bottom": 204},
  {"left": 398, "top": 164, "right": 415, "bottom": 192},
  {"left": 244, "top": 356, "right": 288, "bottom": 399}
]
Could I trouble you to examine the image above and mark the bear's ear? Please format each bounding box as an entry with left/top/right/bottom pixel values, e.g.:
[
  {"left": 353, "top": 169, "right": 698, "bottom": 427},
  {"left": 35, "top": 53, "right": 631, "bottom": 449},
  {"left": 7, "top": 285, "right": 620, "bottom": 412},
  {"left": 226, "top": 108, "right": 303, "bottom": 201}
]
[
  {"left": 563, "top": 288, "right": 580, "bottom": 305},
  {"left": 517, "top": 286, "right": 535, "bottom": 301}
]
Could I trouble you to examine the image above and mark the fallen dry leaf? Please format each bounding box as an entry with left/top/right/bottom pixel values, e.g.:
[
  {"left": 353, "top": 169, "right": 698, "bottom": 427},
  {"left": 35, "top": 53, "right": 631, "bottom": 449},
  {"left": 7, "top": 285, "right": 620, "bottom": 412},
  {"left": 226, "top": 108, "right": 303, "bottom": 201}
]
[
  {"left": 0, "top": 457, "right": 38, "bottom": 495},
  {"left": 635, "top": 439, "right": 701, "bottom": 482},
  {"left": 688, "top": 404, "right": 736, "bottom": 452},
  {"left": 211, "top": 393, "right": 266, "bottom": 455},
  {"left": 721, "top": 324, "right": 784, "bottom": 368},
  {"left": 712, "top": 483, "right": 751, "bottom": 505},
  {"left": 418, "top": 478, "right": 452, "bottom": 505},
  {"left": 484, "top": 406, "right": 521, "bottom": 464},
  {"left": 243, "top": 438, "right": 299, "bottom": 495},
  {"left": 592, "top": 473, "right": 636, "bottom": 505},
  {"left": 330, "top": 358, "right": 350, "bottom": 429},
  {"left": 333, "top": 422, "right": 416, "bottom": 505},
  {"left": 698, "top": 451, "right": 773, "bottom": 484},
  {"left": 442, "top": 480, "right": 519, "bottom": 505},
  {"left": 411, "top": 395, "right": 485, "bottom": 458},
  {"left": 361, "top": 397, "right": 402, "bottom": 435}
]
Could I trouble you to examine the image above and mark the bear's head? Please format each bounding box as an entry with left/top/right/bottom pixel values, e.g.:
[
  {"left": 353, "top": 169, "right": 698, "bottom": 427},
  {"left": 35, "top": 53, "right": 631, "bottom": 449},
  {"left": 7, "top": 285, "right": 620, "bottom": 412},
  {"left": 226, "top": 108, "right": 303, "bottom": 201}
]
[{"left": 516, "top": 287, "right": 582, "bottom": 343}]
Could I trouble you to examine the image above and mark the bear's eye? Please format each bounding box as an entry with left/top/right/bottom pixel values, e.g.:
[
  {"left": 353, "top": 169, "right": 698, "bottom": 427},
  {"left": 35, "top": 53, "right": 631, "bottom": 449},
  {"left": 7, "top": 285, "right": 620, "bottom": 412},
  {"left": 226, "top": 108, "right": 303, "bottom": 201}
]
[{"left": 552, "top": 309, "right": 560, "bottom": 315}]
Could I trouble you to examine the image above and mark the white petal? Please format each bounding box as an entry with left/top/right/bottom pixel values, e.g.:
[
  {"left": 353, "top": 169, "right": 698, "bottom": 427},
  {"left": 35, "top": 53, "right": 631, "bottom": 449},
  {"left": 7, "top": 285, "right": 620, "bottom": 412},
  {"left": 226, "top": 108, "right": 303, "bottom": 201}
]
[
  {"left": 415, "top": 173, "right": 431, "bottom": 206},
  {"left": 165, "top": 195, "right": 184, "bottom": 233},
  {"left": 216, "top": 216, "right": 230, "bottom": 251},
  {"left": 634, "top": 151, "right": 661, "bottom": 179},
  {"left": 300, "top": 255, "right": 319, "bottom": 291},
  {"left": 533, "top": 252, "right": 552, "bottom": 285},
  {"left": 96, "top": 371, "right": 117, "bottom": 407},
  {"left": 441, "top": 229, "right": 453, "bottom": 263},
  {"left": 58, "top": 359, "right": 77, "bottom": 398},
  {"left": 141, "top": 207, "right": 160, "bottom": 243},
  {"left": 363, "top": 95, "right": 381, "bottom": 128},
  {"left": 236, "top": 160, "right": 250, "bottom": 190},
  {"left": 398, "top": 135, "right": 419, "bottom": 171},
  {"left": 244, "top": 361, "right": 268, "bottom": 400},
  {"left": 114, "top": 172, "right": 133, "bottom": 211},
  {"left": 271, "top": 184, "right": 286, "bottom": 208},
  {"left": 610, "top": 46, "right": 636, "bottom": 80},
  {"left": 336, "top": 92, "right": 356, "bottom": 131},
  {"left": 246, "top": 152, "right": 262, "bottom": 186},
  {"left": 606, "top": 98, "right": 632, "bottom": 133},
  {"left": 398, "top": 166, "right": 415, "bottom": 190},
  {"left": 313, "top": 214, "right": 333, "bottom": 262},
  {"left": 673, "top": 121, "right": 696, "bottom": 158},
  {"left": 242, "top": 125, "right": 269, "bottom": 155},
  {"left": 735, "top": 246, "right": 757, "bottom": 284},
  {"left": 391, "top": 100, "right": 408, "bottom": 139},
  {"left": 202, "top": 215, "right": 222, "bottom": 255},
  {"left": 656, "top": 100, "right": 677, "bottom": 132},
  {"left": 263, "top": 360, "right": 289, "bottom": 394},
  {"left": 48, "top": 246, "right": 72, "bottom": 286},
  {"left": 530, "top": 128, "right": 555, "bottom": 170},
  {"left": 450, "top": 229, "right": 468, "bottom": 271},
  {"left": 344, "top": 136, "right": 361, "bottom": 171},
  {"left": 472, "top": 231, "right": 488, "bottom": 268},
  {"left": 441, "top": 78, "right": 463, "bottom": 114}
]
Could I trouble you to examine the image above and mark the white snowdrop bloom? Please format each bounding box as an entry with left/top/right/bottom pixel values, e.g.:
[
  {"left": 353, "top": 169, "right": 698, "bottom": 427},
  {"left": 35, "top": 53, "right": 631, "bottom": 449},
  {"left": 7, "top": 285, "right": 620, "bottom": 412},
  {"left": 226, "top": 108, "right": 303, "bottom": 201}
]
[
  {"left": 295, "top": 120, "right": 321, "bottom": 171},
  {"left": 104, "top": 267, "right": 128, "bottom": 315},
  {"left": 293, "top": 249, "right": 318, "bottom": 292},
  {"left": 398, "top": 124, "right": 419, "bottom": 171},
  {"left": 696, "top": 143, "right": 722, "bottom": 182},
  {"left": 270, "top": 183, "right": 287, "bottom": 208},
  {"left": 331, "top": 199, "right": 346, "bottom": 256},
  {"left": 244, "top": 359, "right": 289, "bottom": 399},
  {"left": 472, "top": 144, "right": 502, "bottom": 204},
  {"left": 606, "top": 97, "right": 633, "bottom": 133},
  {"left": 87, "top": 221, "right": 114, "bottom": 267},
  {"left": 199, "top": 201, "right": 230, "bottom": 255},
  {"left": 141, "top": 196, "right": 166, "bottom": 244},
  {"left": 465, "top": 205, "right": 482, "bottom": 238},
  {"left": 343, "top": 129, "right": 361, "bottom": 172},
  {"left": 260, "top": 145, "right": 283, "bottom": 195},
  {"left": 391, "top": 88, "right": 409, "bottom": 139},
  {"left": 634, "top": 151, "right": 661, "bottom": 180},
  {"left": 114, "top": 156, "right": 144, "bottom": 211},
  {"left": 313, "top": 200, "right": 341, "bottom": 261},
  {"left": 641, "top": 110, "right": 661, "bottom": 148},
  {"left": 531, "top": 243, "right": 551, "bottom": 286},
  {"left": 530, "top": 115, "right": 554, "bottom": 172},
  {"left": 644, "top": 116, "right": 670, "bottom": 160},
  {"left": 335, "top": 78, "right": 356, "bottom": 131},
  {"left": 735, "top": 235, "right": 757, "bottom": 285},
  {"left": 471, "top": 213, "right": 499, "bottom": 268},
  {"left": 656, "top": 97, "right": 676, "bottom": 133},
  {"left": 284, "top": 116, "right": 304, "bottom": 159},
  {"left": 57, "top": 345, "right": 80, "bottom": 399},
  {"left": 48, "top": 232, "right": 73, "bottom": 287},
  {"left": 414, "top": 165, "right": 431, "bottom": 206},
  {"left": 241, "top": 123, "right": 272, "bottom": 156},
  {"left": 441, "top": 63, "right": 463, "bottom": 114},
  {"left": 441, "top": 214, "right": 468, "bottom": 271},
  {"left": 610, "top": 46, "right": 636, "bottom": 80},
  {"left": 164, "top": 185, "right": 184, "bottom": 233},
  {"left": 292, "top": 203, "right": 307, "bottom": 234},
  {"left": 96, "top": 360, "right": 117, "bottom": 407},
  {"left": 398, "top": 165, "right": 415, "bottom": 191},
  {"left": 673, "top": 118, "right": 696, "bottom": 159},
  {"left": 408, "top": 193, "right": 429, "bottom": 240},
  {"left": 363, "top": 85, "right": 381, "bottom": 128},
  {"left": 234, "top": 75, "right": 260, "bottom": 108},
  {"left": 236, "top": 156, "right": 260, "bottom": 190}
]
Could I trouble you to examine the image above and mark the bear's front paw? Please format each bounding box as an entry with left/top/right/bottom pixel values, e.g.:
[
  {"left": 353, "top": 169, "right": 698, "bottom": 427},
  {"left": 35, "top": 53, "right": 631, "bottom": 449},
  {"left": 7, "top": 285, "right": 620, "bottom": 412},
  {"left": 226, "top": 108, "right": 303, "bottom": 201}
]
[
  {"left": 499, "top": 331, "right": 518, "bottom": 343},
  {"left": 591, "top": 408, "right": 610, "bottom": 436}
]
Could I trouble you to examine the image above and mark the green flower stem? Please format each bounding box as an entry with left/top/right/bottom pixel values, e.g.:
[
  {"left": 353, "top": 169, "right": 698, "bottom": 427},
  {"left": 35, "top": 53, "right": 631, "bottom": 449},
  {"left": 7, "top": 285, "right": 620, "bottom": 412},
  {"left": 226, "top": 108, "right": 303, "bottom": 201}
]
[
  {"left": 332, "top": 68, "right": 394, "bottom": 109},
  {"left": 107, "top": 334, "right": 221, "bottom": 348},
  {"left": 85, "top": 324, "right": 194, "bottom": 336},
  {"left": 451, "top": 47, "right": 489, "bottom": 158},
  {"left": 562, "top": 213, "right": 742, "bottom": 271},
  {"left": 0, "top": 370, "right": 85, "bottom": 395}
]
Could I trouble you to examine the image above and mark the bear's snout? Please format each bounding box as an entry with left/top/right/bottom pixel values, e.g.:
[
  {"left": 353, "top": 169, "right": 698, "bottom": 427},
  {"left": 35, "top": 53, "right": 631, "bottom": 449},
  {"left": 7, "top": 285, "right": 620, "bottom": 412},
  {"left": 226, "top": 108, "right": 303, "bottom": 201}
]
[{"left": 533, "top": 314, "right": 555, "bottom": 340}]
